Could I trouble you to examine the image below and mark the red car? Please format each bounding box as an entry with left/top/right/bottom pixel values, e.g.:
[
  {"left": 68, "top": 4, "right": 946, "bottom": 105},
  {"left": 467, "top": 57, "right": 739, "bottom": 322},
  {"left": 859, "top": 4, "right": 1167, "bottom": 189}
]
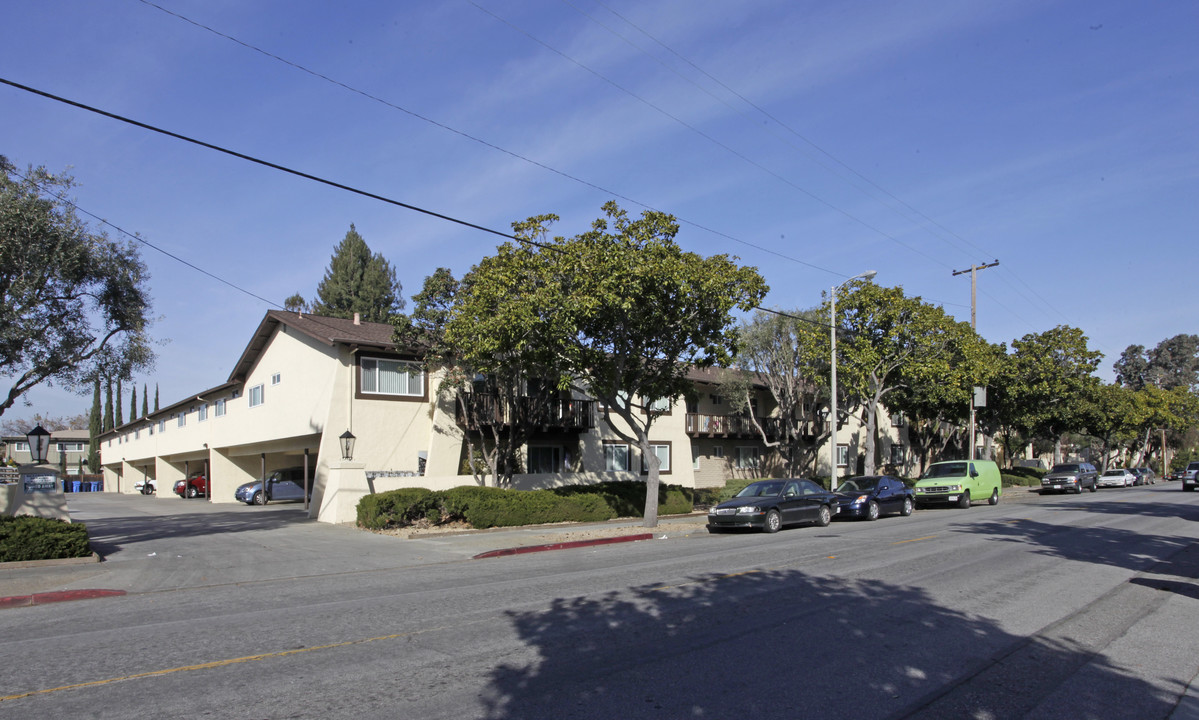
[{"left": 173, "top": 473, "right": 209, "bottom": 498}]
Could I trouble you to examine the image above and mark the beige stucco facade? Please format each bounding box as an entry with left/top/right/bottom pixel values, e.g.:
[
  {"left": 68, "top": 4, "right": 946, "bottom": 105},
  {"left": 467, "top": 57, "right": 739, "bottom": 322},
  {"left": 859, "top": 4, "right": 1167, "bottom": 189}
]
[{"left": 100, "top": 310, "right": 925, "bottom": 525}]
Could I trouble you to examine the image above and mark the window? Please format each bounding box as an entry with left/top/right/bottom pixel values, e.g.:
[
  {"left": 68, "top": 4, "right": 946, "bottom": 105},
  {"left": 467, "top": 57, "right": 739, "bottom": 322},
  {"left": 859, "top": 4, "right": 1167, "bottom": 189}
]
[
  {"left": 604, "top": 443, "right": 630, "bottom": 472},
  {"left": 134, "top": 429, "right": 140, "bottom": 439},
  {"left": 249, "top": 384, "right": 264, "bottom": 408},
  {"left": 198, "top": 403, "right": 208, "bottom": 422},
  {"left": 891, "top": 412, "right": 906, "bottom": 427},
  {"left": 735, "top": 447, "right": 760, "bottom": 470},
  {"left": 215, "top": 399, "right": 226, "bottom": 417},
  {"left": 642, "top": 443, "right": 671, "bottom": 474},
  {"left": 56, "top": 442, "right": 86, "bottom": 452},
  {"left": 14, "top": 442, "right": 29, "bottom": 452},
  {"left": 527, "top": 446, "right": 563, "bottom": 474},
  {"left": 890, "top": 444, "right": 905, "bottom": 466},
  {"left": 272, "top": 373, "right": 281, "bottom": 385},
  {"left": 713, "top": 446, "right": 725, "bottom": 459},
  {"left": 148, "top": 424, "right": 154, "bottom": 436},
  {"left": 177, "top": 413, "right": 185, "bottom": 428},
  {"left": 158, "top": 419, "right": 166, "bottom": 432},
  {"left": 647, "top": 397, "right": 671, "bottom": 415},
  {"left": 836, "top": 444, "right": 849, "bottom": 468},
  {"left": 360, "top": 357, "right": 424, "bottom": 397},
  {"left": 710, "top": 394, "right": 724, "bottom": 405}
]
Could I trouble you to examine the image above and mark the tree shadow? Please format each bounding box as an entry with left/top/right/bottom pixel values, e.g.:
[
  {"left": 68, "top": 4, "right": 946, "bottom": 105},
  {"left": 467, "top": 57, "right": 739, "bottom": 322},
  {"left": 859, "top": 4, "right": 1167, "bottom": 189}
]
[
  {"left": 480, "top": 566, "right": 1176, "bottom": 719},
  {"left": 79, "top": 508, "right": 311, "bottom": 557}
]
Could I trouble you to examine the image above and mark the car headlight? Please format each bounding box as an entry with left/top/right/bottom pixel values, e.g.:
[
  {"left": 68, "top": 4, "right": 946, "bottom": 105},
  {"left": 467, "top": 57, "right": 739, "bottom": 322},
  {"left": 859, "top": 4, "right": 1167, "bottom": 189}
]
[
  {"left": 949, "top": 485, "right": 962, "bottom": 492},
  {"left": 851, "top": 495, "right": 868, "bottom": 504},
  {"left": 737, "top": 506, "right": 760, "bottom": 514}
]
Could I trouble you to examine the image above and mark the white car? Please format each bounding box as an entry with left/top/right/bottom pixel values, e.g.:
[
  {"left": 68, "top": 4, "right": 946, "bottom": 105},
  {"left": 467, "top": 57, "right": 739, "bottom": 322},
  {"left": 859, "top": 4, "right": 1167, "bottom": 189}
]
[
  {"left": 133, "top": 477, "right": 158, "bottom": 495},
  {"left": 1098, "top": 468, "right": 1136, "bottom": 488}
]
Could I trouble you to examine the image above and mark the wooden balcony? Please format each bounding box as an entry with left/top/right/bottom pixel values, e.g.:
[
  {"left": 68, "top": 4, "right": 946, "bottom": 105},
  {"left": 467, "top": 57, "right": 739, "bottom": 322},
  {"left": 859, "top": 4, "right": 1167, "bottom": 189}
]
[
  {"left": 685, "top": 413, "right": 783, "bottom": 439},
  {"left": 456, "top": 393, "right": 596, "bottom": 432}
]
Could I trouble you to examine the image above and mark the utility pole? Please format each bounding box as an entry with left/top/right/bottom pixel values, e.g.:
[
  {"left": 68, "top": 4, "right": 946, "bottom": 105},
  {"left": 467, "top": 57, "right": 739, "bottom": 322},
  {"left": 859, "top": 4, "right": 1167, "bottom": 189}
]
[{"left": 953, "top": 260, "right": 999, "bottom": 460}]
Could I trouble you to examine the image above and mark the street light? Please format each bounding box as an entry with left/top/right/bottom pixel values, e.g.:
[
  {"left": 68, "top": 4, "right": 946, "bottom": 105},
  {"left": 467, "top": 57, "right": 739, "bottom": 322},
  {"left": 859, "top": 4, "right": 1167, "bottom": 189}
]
[
  {"left": 339, "top": 430, "right": 357, "bottom": 461},
  {"left": 829, "top": 270, "right": 877, "bottom": 488}
]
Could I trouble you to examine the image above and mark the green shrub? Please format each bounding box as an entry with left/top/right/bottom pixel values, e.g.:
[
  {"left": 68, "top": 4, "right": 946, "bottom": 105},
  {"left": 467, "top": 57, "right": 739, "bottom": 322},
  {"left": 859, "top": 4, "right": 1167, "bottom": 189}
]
[
  {"left": 0, "top": 516, "right": 91, "bottom": 562},
  {"left": 441, "top": 485, "right": 615, "bottom": 528},
  {"left": 356, "top": 488, "right": 440, "bottom": 530},
  {"left": 551, "top": 480, "right": 692, "bottom": 516}
]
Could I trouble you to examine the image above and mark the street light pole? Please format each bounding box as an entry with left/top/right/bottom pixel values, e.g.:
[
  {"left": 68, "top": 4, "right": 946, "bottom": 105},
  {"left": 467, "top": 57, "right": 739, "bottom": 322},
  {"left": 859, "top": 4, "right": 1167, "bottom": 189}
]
[{"left": 829, "top": 270, "right": 876, "bottom": 489}]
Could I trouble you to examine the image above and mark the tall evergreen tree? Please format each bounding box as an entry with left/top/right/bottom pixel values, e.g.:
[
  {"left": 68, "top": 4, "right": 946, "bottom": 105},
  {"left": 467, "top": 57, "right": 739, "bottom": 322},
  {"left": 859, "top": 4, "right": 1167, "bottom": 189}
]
[
  {"left": 311, "top": 224, "right": 403, "bottom": 323},
  {"left": 142, "top": 384, "right": 148, "bottom": 417},
  {"left": 154, "top": 384, "right": 160, "bottom": 412},
  {"left": 130, "top": 385, "right": 137, "bottom": 423},
  {"left": 103, "top": 378, "right": 114, "bottom": 432},
  {"left": 88, "top": 378, "right": 101, "bottom": 473},
  {"left": 115, "top": 378, "right": 123, "bottom": 427}
]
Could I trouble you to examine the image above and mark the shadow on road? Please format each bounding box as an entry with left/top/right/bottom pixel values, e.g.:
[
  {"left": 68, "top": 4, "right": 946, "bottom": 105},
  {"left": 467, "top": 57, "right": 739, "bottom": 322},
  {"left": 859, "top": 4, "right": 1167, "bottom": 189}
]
[
  {"left": 480, "top": 565, "right": 1176, "bottom": 720},
  {"left": 81, "top": 508, "right": 311, "bottom": 557}
]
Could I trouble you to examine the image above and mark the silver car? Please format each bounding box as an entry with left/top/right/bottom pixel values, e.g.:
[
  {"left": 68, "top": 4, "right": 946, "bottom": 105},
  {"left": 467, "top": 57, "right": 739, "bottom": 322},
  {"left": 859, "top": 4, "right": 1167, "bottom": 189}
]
[{"left": 1098, "top": 468, "right": 1136, "bottom": 488}]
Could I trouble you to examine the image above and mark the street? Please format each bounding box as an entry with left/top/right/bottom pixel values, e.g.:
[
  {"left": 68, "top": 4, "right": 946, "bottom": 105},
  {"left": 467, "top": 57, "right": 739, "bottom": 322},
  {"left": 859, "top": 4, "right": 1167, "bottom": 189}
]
[{"left": 2, "top": 486, "right": 1199, "bottom": 719}]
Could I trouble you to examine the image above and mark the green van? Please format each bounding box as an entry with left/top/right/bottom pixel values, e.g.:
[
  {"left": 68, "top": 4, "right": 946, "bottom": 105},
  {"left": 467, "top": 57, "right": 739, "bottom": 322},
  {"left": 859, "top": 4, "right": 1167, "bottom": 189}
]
[{"left": 912, "top": 460, "right": 1002, "bottom": 508}]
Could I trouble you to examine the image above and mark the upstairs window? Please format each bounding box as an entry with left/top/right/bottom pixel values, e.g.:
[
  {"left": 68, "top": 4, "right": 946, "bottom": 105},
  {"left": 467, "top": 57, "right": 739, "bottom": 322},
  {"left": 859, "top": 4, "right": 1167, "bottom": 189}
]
[
  {"left": 360, "top": 357, "right": 424, "bottom": 397},
  {"left": 249, "top": 384, "right": 264, "bottom": 408},
  {"left": 215, "top": 399, "right": 226, "bottom": 417}
]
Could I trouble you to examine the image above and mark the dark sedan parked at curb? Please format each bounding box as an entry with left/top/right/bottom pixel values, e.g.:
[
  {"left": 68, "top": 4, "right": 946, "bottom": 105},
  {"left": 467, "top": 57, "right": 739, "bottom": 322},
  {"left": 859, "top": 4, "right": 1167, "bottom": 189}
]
[
  {"left": 833, "top": 475, "right": 914, "bottom": 520},
  {"left": 707, "top": 478, "right": 838, "bottom": 533}
]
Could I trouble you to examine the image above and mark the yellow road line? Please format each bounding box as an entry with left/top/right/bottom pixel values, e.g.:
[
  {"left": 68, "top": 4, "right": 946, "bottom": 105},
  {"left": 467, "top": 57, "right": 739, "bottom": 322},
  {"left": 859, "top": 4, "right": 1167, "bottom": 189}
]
[
  {"left": 0, "top": 625, "right": 447, "bottom": 703},
  {"left": 891, "top": 535, "right": 937, "bottom": 545}
]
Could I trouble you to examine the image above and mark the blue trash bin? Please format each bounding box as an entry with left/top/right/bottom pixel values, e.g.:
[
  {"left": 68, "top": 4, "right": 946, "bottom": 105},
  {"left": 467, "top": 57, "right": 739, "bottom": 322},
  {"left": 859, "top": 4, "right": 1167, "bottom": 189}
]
[
  {"left": 89, "top": 481, "right": 102, "bottom": 492},
  {"left": 69, "top": 481, "right": 82, "bottom": 492}
]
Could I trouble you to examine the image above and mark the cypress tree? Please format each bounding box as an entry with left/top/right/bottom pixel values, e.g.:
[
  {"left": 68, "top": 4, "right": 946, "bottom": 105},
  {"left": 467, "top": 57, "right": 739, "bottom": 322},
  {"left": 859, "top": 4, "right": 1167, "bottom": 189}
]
[
  {"left": 130, "top": 385, "right": 137, "bottom": 423},
  {"left": 88, "top": 378, "right": 101, "bottom": 474},
  {"left": 104, "top": 378, "right": 114, "bottom": 432},
  {"left": 142, "top": 384, "right": 148, "bottom": 417},
  {"left": 311, "top": 224, "right": 403, "bottom": 323},
  {"left": 115, "top": 379, "right": 123, "bottom": 427},
  {"left": 154, "top": 384, "right": 160, "bottom": 412}
]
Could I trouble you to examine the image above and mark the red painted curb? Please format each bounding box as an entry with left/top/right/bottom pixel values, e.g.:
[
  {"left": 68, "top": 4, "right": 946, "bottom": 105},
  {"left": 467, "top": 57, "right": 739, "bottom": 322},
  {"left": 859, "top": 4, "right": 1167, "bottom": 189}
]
[
  {"left": 0, "top": 589, "right": 126, "bottom": 609},
  {"left": 473, "top": 532, "right": 655, "bottom": 559}
]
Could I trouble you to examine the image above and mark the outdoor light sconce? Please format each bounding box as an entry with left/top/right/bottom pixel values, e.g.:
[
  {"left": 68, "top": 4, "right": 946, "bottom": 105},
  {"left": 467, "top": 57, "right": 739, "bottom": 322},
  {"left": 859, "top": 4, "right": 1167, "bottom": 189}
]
[
  {"left": 26, "top": 424, "right": 51, "bottom": 464},
  {"left": 339, "top": 430, "right": 356, "bottom": 461}
]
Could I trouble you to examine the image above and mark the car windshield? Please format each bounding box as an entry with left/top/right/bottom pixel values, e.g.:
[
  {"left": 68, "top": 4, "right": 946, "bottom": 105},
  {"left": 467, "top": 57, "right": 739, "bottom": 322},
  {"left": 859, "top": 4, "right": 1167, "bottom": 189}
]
[
  {"left": 735, "top": 481, "right": 784, "bottom": 498},
  {"left": 1103, "top": 470, "right": 1126, "bottom": 476},
  {"left": 922, "top": 463, "right": 967, "bottom": 478},
  {"left": 1050, "top": 464, "right": 1079, "bottom": 473},
  {"left": 836, "top": 477, "right": 878, "bottom": 493}
]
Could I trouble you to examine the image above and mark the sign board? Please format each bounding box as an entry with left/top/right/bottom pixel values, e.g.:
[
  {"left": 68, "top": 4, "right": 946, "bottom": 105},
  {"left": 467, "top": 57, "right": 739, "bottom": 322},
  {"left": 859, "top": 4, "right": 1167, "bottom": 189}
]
[
  {"left": 23, "top": 474, "right": 58, "bottom": 493},
  {"left": 973, "top": 386, "right": 987, "bottom": 408}
]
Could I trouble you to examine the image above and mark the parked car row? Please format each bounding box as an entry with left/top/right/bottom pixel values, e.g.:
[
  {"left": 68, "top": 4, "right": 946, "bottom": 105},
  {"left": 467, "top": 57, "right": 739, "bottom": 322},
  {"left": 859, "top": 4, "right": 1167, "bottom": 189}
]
[
  {"left": 707, "top": 460, "right": 1002, "bottom": 533},
  {"left": 134, "top": 466, "right": 314, "bottom": 505}
]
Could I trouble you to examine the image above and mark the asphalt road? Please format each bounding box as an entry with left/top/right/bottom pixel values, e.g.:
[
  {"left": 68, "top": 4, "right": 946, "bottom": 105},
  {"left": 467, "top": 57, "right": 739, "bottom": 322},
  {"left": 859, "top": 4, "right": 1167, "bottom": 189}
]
[{"left": 2, "top": 485, "right": 1199, "bottom": 719}]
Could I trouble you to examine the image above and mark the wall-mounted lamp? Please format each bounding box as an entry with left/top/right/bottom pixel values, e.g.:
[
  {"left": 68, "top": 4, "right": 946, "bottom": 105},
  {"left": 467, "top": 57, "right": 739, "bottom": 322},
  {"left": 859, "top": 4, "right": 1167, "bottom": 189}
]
[
  {"left": 339, "top": 430, "right": 357, "bottom": 461},
  {"left": 26, "top": 425, "right": 51, "bottom": 464}
]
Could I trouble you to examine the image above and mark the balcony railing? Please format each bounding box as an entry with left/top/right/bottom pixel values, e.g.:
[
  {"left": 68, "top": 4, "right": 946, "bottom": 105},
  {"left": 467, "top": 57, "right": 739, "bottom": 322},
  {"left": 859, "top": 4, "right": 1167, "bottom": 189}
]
[
  {"left": 456, "top": 393, "right": 596, "bottom": 432},
  {"left": 684, "top": 413, "right": 783, "bottom": 439}
]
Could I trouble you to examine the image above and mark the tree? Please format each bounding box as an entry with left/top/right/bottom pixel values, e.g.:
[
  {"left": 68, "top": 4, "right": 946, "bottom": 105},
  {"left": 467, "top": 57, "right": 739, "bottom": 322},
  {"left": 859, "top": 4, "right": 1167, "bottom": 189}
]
[
  {"left": 443, "top": 202, "right": 767, "bottom": 525},
  {"left": 283, "top": 294, "right": 308, "bottom": 313},
  {"left": 0, "top": 156, "right": 154, "bottom": 419},
  {"left": 1, "top": 413, "right": 88, "bottom": 435},
  {"left": 129, "top": 385, "right": 137, "bottom": 424},
  {"left": 103, "top": 378, "right": 114, "bottom": 432},
  {"left": 311, "top": 224, "right": 403, "bottom": 323},
  {"left": 1114, "top": 335, "right": 1199, "bottom": 392},
  {"left": 115, "top": 378, "right": 123, "bottom": 428},
  {"left": 727, "top": 308, "right": 827, "bottom": 477},
  {"left": 88, "top": 378, "right": 101, "bottom": 473},
  {"left": 988, "top": 326, "right": 1102, "bottom": 465},
  {"left": 154, "top": 383, "right": 160, "bottom": 412},
  {"left": 826, "top": 282, "right": 972, "bottom": 476}
]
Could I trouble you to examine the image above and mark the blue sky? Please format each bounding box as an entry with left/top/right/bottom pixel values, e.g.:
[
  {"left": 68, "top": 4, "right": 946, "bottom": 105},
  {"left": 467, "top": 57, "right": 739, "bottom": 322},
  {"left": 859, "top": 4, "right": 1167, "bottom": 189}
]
[{"left": 3, "top": 0, "right": 1197, "bottom": 423}]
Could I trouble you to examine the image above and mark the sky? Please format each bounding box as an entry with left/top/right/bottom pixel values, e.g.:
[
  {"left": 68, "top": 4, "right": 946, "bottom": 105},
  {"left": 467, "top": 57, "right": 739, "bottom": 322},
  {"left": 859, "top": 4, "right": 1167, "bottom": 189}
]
[{"left": 3, "top": 0, "right": 1197, "bottom": 425}]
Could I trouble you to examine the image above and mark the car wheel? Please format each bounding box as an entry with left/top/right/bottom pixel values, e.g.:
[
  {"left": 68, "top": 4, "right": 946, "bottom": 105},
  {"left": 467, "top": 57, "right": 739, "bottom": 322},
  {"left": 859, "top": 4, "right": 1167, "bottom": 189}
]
[
  {"left": 186, "top": 486, "right": 198, "bottom": 498},
  {"left": 816, "top": 504, "right": 832, "bottom": 527},
  {"left": 865, "top": 501, "right": 880, "bottom": 521},
  {"left": 1089, "top": 482, "right": 1097, "bottom": 492},
  {"left": 1072, "top": 483, "right": 1082, "bottom": 494},
  {"left": 989, "top": 488, "right": 1000, "bottom": 505},
  {"left": 900, "top": 497, "right": 913, "bottom": 516},
  {"left": 763, "top": 509, "right": 782, "bottom": 533},
  {"left": 253, "top": 491, "right": 266, "bottom": 506},
  {"left": 958, "top": 491, "right": 971, "bottom": 509}
]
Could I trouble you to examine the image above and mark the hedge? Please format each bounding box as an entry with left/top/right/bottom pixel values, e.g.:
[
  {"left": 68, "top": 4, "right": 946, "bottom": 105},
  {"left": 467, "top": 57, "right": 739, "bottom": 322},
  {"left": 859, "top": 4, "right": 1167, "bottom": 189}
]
[
  {"left": 359, "top": 481, "right": 695, "bottom": 531},
  {"left": 0, "top": 516, "right": 91, "bottom": 562}
]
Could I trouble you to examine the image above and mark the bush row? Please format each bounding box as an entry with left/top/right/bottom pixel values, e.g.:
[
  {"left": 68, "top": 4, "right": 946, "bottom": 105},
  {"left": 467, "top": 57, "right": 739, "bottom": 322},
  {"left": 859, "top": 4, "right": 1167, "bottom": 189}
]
[
  {"left": 0, "top": 515, "right": 91, "bottom": 562},
  {"left": 358, "top": 481, "right": 693, "bottom": 531}
]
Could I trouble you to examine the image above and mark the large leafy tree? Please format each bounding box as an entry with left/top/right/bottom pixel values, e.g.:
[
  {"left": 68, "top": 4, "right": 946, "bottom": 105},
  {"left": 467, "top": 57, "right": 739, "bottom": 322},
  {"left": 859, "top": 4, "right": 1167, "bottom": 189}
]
[
  {"left": 443, "top": 202, "right": 767, "bottom": 526},
  {"left": 827, "top": 282, "right": 971, "bottom": 476},
  {"left": 987, "top": 326, "right": 1102, "bottom": 465},
  {"left": 0, "top": 157, "right": 154, "bottom": 419},
  {"left": 726, "top": 308, "right": 827, "bottom": 477},
  {"left": 311, "top": 224, "right": 403, "bottom": 323},
  {"left": 1114, "top": 334, "right": 1199, "bottom": 392}
]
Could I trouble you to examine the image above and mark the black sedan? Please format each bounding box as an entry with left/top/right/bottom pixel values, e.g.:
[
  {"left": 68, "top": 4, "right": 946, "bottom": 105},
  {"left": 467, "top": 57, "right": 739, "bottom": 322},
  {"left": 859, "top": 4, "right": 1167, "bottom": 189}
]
[
  {"left": 834, "top": 475, "right": 914, "bottom": 520},
  {"left": 707, "top": 478, "right": 838, "bottom": 533}
]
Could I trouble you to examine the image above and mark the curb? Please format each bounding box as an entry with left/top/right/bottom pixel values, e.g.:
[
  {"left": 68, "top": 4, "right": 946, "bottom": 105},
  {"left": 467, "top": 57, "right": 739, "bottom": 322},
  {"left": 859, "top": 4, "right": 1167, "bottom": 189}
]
[
  {"left": 0, "top": 588, "right": 126, "bottom": 610},
  {"left": 473, "top": 532, "right": 656, "bottom": 559},
  {"left": 0, "top": 552, "right": 103, "bottom": 570}
]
